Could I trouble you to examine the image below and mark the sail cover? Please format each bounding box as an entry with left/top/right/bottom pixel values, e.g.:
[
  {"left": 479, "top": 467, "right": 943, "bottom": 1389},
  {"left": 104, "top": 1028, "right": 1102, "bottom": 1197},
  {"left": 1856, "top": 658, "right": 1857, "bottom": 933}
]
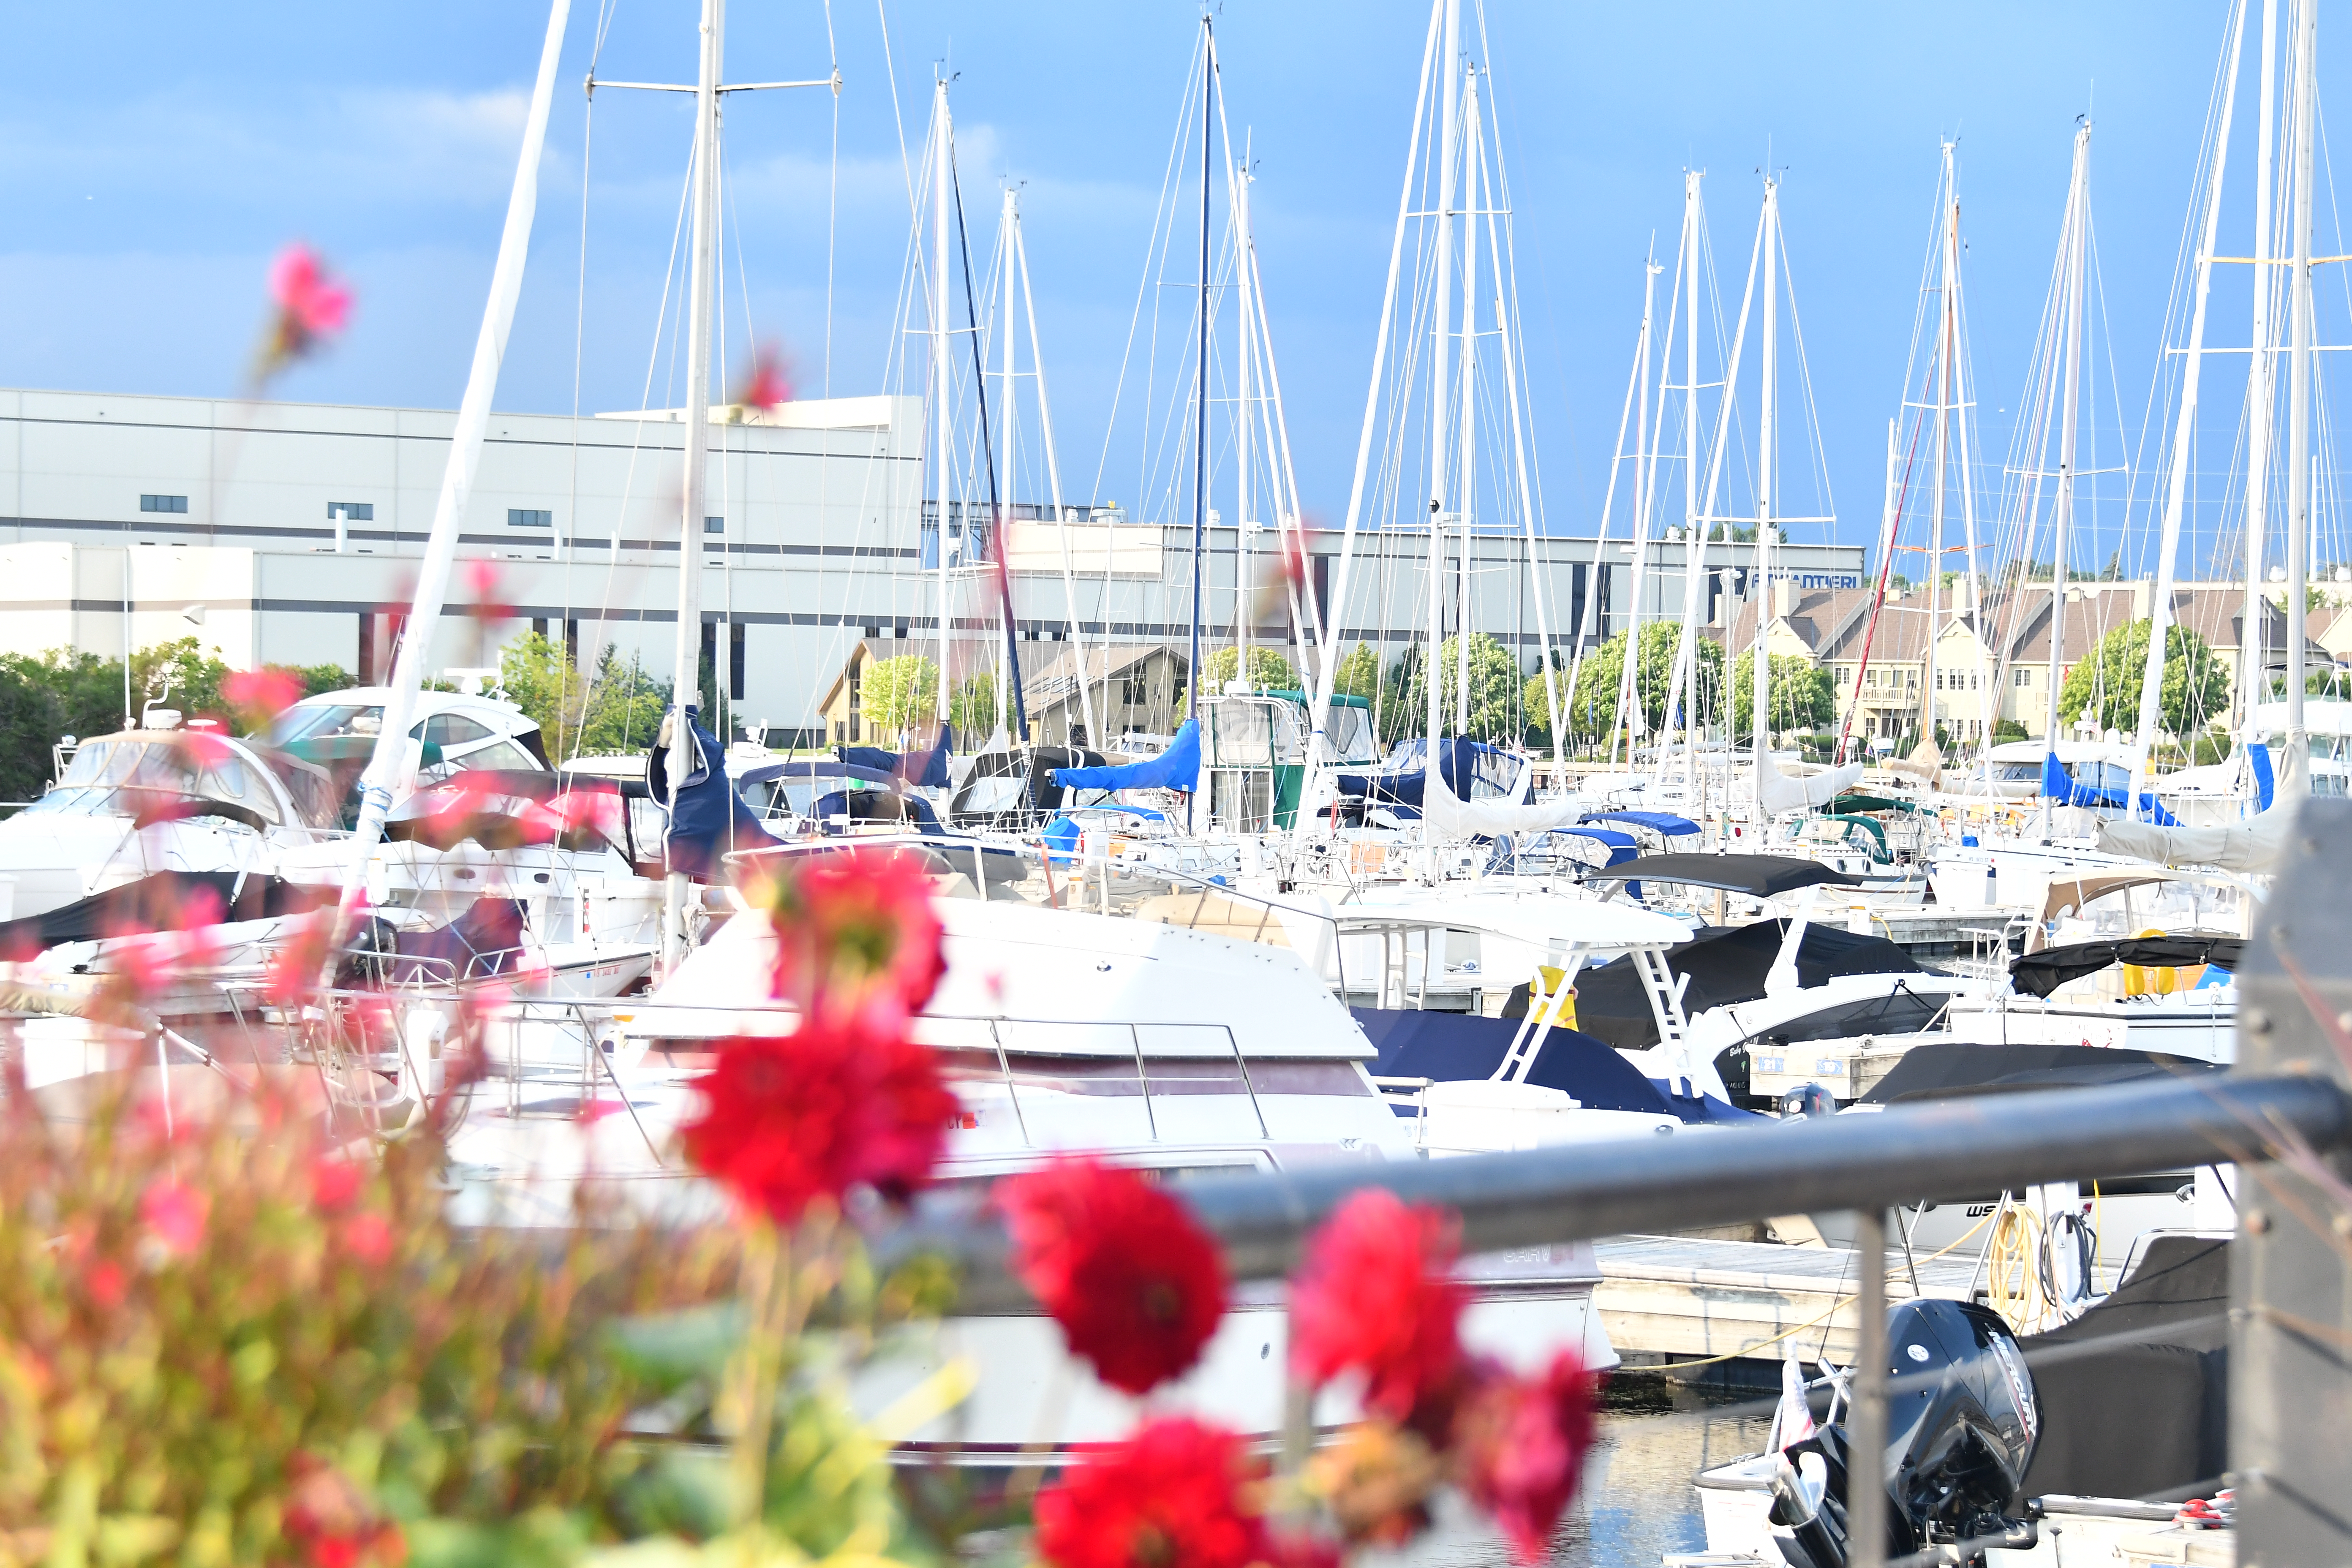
[
  {"left": 1417, "top": 752, "right": 1583, "bottom": 836},
  {"left": 1756, "top": 746, "right": 1865, "bottom": 814},
  {"left": 1051, "top": 718, "right": 1200, "bottom": 792},
  {"left": 2096, "top": 747, "right": 2300, "bottom": 871}
]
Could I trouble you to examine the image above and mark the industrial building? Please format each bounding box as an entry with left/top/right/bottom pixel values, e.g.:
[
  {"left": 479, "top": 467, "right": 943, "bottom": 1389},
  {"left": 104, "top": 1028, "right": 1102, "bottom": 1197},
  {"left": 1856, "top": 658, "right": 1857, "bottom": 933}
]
[{"left": 0, "top": 386, "right": 1867, "bottom": 742}]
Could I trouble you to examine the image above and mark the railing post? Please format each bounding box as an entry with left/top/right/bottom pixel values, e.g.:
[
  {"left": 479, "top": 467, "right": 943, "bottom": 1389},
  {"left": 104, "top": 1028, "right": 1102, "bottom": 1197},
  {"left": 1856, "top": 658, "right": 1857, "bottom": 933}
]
[
  {"left": 2235, "top": 796, "right": 2352, "bottom": 1562},
  {"left": 1849, "top": 1208, "right": 1887, "bottom": 1568}
]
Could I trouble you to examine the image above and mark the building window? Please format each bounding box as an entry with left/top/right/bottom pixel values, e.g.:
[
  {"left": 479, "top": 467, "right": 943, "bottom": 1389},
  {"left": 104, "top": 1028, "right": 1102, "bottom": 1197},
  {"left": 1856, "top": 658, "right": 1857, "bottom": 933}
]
[
  {"left": 2015, "top": 667, "right": 2032, "bottom": 688},
  {"left": 327, "top": 501, "right": 374, "bottom": 521},
  {"left": 509, "top": 508, "right": 553, "bottom": 529},
  {"left": 730, "top": 621, "right": 746, "bottom": 701},
  {"left": 140, "top": 494, "right": 188, "bottom": 514},
  {"left": 705, "top": 516, "right": 725, "bottom": 535}
]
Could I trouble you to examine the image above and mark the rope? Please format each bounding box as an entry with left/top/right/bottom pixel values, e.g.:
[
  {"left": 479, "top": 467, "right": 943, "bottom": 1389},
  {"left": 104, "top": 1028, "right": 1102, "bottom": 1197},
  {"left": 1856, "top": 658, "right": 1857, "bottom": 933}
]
[{"left": 1650, "top": 1209, "right": 1998, "bottom": 1370}]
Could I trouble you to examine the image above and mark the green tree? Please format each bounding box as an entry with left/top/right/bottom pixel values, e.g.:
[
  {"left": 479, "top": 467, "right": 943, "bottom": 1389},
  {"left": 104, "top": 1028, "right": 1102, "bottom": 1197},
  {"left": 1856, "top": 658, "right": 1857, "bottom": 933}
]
[
  {"left": 500, "top": 631, "right": 591, "bottom": 761},
  {"left": 1731, "top": 649, "right": 1837, "bottom": 736},
  {"left": 1329, "top": 641, "right": 1382, "bottom": 703},
  {"left": 1558, "top": 623, "right": 1723, "bottom": 743},
  {"left": 948, "top": 672, "right": 998, "bottom": 740},
  {"left": 569, "top": 646, "right": 670, "bottom": 756},
  {"left": 131, "top": 637, "right": 231, "bottom": 723},
  {"left": 1380, "top": 633, "right": 1524, "bottom": 743},
  {"left": 860, "top": 655, "right": 939, "bottom": 746},
  {"left": 2057, "top": 618, "right": 2229, "bottom": 738},
  {"left": 1178, "top": 645, "right": 1298, "bottom": 712}
]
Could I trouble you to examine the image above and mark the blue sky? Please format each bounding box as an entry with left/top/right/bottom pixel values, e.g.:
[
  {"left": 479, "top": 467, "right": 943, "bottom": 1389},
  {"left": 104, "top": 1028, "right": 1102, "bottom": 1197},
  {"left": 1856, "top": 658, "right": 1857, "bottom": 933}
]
[{"left": 0, "top": 2, "right": 2331, "bottom": 579}]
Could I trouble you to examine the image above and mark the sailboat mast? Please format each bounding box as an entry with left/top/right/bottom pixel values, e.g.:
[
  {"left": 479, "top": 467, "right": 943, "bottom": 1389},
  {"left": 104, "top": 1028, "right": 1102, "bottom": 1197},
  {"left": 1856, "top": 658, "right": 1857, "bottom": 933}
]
[
  {"left": 2284, "top": 0, "right": 2316, "bottom": 784},
  {"left": 1946, "top": 147, "right": 1994, "bottom": 769},
  {"left": 1612, "top": 252, "right": 1660, "bottom": 770},
  {"left": 2128, "top": 0, "right": 2247, "bottom": 817},
  {"left": 2241, "top": 0, "right": 2280, "bottom": 743},
  {"left": 930, "top": 82, "right": 953, "bottom": 727},
  {"left": 1677, "top": 169, "right": 1701, "bottom": 779},
  {"left": 2040, "top": 122, "right": 2092, "bottom": 833},
  {"left": 663, "top": 0, "right": 723, "bottom": 970},
  {"left": 1189, "top": 16, "right": 1212, "bottom": 751},
  {"left": 1454, "top": 67, "right": 1481, "bottom": 740},
  {"left": 1426, "top": 0, "right": 1460, "bottom": 768},
  {"left": 1751, "top": 176, "right": 1777, "bottom": 791},
  {"left": 999, "top": 183, "right": 1020, "bottom": 739},
  {"left": 1925, "top": 173, "right": 1949, "bottom": 760},
  {"left": 1236, "top": 148, "right": 1255, "bottom": 691}
]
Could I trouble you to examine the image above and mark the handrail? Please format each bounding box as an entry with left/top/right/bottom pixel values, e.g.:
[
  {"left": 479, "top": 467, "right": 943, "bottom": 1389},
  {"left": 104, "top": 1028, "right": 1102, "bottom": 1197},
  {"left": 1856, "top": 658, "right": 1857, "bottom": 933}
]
[{"left": 877, "top": 1071, "right": 2348, "bottom": 1312}]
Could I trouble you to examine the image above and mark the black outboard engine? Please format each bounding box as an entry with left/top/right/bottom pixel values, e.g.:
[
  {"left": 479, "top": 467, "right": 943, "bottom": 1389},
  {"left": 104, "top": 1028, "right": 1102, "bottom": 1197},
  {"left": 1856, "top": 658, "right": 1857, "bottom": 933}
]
[
  {"left": 1767, "top": 1299, "right": 2040, "bottom": 1567},
  {"left": 1779, "top": 1082, "right": 1838, "bottom": 1119}
]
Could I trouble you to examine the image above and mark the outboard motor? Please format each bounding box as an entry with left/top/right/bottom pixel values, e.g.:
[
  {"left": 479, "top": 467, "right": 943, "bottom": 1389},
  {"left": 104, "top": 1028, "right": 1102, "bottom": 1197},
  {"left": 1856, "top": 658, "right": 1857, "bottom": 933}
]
[
  {"left": 1779, "top": 1082, "right": 1839, "bottom": 1119},
  {"left": 1767, "top": 1299, "right": 2040, "bottom": 1567}
]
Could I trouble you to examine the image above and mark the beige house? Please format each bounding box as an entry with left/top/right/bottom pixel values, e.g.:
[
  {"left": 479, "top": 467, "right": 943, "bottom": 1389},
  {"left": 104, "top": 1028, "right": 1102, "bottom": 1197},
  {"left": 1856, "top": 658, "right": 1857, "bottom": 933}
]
[{"left": 1714, "top": 576, "right": 2333, "bottom": 744}]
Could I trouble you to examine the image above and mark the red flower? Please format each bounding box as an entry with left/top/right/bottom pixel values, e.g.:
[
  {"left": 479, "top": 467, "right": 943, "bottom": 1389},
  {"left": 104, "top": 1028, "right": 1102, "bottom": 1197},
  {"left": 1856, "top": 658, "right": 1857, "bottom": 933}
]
[
  {"left": 461, "top": 558, "right": 513, "bottom": 624},
  {"left": 681, "top": 1020, "right": 957, "bottom": 1225},
  {"left": 282, "top": 1457, "right": 405, "bottom": 1568},
  {"left": 140, "top": 1177, "right": 210, "bottom": 1256},
  {"left": 312, "top": 1157, "right": 365, "bottom": 1212},
  {"left": 1034, "top": 1417, "right": 1265, "bottom": 1568},
  {"left": 1289, "top": 1189, "right": 1467, "bottom": 1424},
  {"left": 84, "top": 1259, "right": 128, "bottom": 1311},
  {"left": 223, "top": 667, "right": 305, "bottom": 732},
  {"left": 999, "top": 1156, "right": 1228, "bottom": 1396},
  {"left": 1453, "top": 1352, "right": 1599, "bottom": 1563},
  {"left": 762, "top": 847, "right": 945, "bottom": 1025},
  {"left": 266, "top": 910, "right": 344, "bottom": 1007},
  {"left": 256, "top": 243, "right": 354, "bottom": 381}
]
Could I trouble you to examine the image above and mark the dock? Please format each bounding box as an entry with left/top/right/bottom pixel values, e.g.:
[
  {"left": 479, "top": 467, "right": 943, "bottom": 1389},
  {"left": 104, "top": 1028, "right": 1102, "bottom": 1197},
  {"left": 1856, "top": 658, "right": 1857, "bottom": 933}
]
[{"left": 1594, "top": 1235, "right": 1983, "bottom": 1365}]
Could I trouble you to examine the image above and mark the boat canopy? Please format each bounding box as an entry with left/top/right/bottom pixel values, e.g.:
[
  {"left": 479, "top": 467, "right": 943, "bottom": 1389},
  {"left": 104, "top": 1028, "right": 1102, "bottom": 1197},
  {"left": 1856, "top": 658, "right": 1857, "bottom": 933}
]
[
  {"left": 739, "top": 759, "right": 900, "bottom": 788},
  {"left": 1861, "top": 1042, "right": 2222, "bottom": 1104},
  {"left": 384, "top": 769, "right": 627, "bottom": 854},
  {"left": 1337, "top": 738, "right": 1519, "bottom": 806},
  {"left": 2042, "top": 752, "right": 2181, "bottom": 823},
  {"left": 0, "top": 870, "right": 335, "bottom": 961},
  {"left": 1827, "top": 792, "right": 1922, "bottom": 814},
  {"left": 2007, "top": 934, "right": 2245, "bottom": 999},
  {"left": 1352, "top": 1006, "right": 1757, "bottom": 1124},
  {"left": 1579, "top": 809, "right": 1700, "bottom": 838},
  {"left": 1051, "top": 718, "right": 1200, "bottom": 792},
  {"left": 1584, "top": 852, "right": 1868, "bottom": 899},
  {"left": 1573, "top": 919, "right": 1923, "bottom": 1052}
]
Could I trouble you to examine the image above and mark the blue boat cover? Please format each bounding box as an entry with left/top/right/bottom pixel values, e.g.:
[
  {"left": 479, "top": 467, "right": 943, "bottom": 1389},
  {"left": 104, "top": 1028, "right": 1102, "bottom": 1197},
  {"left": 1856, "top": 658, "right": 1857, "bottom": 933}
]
[
  {"left": 2250, "top": 741, "right": 2275, "bottom": 811},
  {"left": 1540, "top": 826, "right": 1639, "bottom": 868},
  {"left": 740, "top": 759, "right": 898, "bottom": 787},
  {"left": 2040, "top": 752, "right": 2181, "bottom": 824},
  {"left": 654, "top": 708, "right": 784, "bottom": 879},
  {"left": 838, "top": 723, "right": 954, "bottom": 789},
  {"left": 1352, "top": 1007, "right": 1759, "bottom": 1127},
  {"left": 1052, "top": 717, "right": 1201, "bottom": 792},
  {"left": 1336, "top": 738, "right": 1515, "bottom": 806},
  {"left": 1579, "top": 809, "right": 1701, "bottom": 838}
]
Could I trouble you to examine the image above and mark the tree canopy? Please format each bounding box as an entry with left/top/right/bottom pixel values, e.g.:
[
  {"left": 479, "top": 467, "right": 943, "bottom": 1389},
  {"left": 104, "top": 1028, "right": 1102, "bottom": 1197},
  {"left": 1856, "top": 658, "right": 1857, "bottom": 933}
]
[
  {"left": 1731, "top": 649, "right": 1838, "bottom": 736},
  {"left": 1381, "top": 634, "right": 1522, "bottom": 743},
  {"left": 1551, "top": 623, "right": 1723, "bottom": 743},
  {"left": 860, "top": 655, "right": 939, "bottom": 746},
  {"left": 2056, "top": 618, "right": 2228, "bottom": 738}
]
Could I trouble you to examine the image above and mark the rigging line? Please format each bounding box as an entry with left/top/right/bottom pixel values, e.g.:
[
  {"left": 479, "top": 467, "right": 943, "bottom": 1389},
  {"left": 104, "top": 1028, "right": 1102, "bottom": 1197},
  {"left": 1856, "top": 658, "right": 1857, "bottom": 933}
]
[
  {"left": 950, "top": 152, "right": 1028, "bottom": 735},
  {"left": 823, "top": 0, "right": 838, "bottom": 397},
  {"left": 1091, "top": 31, "right": 1206, "bottom": 517},
  {"left": 1835, "top": 370, "right": 1938, "bottom": 762},
  {"left": 577, "top": 109, "right": 701, "bottom": 758}
]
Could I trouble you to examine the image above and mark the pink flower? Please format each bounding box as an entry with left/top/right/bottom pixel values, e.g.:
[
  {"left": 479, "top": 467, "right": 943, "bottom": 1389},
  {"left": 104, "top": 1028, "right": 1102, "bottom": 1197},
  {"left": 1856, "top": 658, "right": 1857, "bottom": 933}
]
[
  {"left": 140, "top": 1177, "right": 210, "bottom": 1257},
  {"left": 224, "top": 667, "right": 305, "bottom": 730},
  {"left": 255, "top": 244, "right": 354, "bottom": 381},
  {"left": 339, "top": 1212, "right": 395, "bottom": 1269},
  {"left": 272, "top": 245, "right": 353, "bottom": 336},
  {"left": 311, "top": 1157, "right": 365, "bottom": 1212},
  {"left": 1454, "top": 1352, "right": 1600, "bottom": 1563},
  {"left": 736, "top": 344, "right": 794, "bottom": 411}
]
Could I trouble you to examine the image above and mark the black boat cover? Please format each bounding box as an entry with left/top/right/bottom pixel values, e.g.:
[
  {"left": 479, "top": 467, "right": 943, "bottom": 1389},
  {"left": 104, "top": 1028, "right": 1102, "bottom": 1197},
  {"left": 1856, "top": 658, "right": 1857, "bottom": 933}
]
[
  {"left": 1583, "top": 852, "right": 1869, "bottom": 898},
  {"left": 1861, "top": 1042, "right": 2221, "bottom": 1105},
  {"left": 2008, "top": 934, "right": 2246, "bottom": 999},
  {"left": 0, "top": 870, "right": 337, "bottom": 960},
  {"left": 1352, "top": 1007, "right": 1758, "bottom": 1123},
  {"left": 2017, "top": 1236, "right": 2229, "bottom": 1500},
  {"left": 1573, "top": 921, "right": 1923, "bottom": 1051}
]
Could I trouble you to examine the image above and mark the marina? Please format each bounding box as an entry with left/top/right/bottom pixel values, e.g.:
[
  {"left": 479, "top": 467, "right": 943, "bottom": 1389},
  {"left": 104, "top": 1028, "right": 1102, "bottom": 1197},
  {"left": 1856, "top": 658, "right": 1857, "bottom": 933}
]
[{"left": 4, "top": 1, "right": 2352, "bottom": 1566}]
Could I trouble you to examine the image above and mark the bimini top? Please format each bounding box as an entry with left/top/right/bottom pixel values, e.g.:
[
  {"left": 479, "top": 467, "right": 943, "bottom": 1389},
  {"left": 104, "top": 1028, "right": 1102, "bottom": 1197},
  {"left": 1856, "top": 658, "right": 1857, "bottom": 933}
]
[
  {"left": 1862, "top": 1042, "right": 2222, "bottom": 1104},
  {"left": 836, "top": 724, "right": 955, "bottom": 789},
  {"left": 1584, "top": 852, "right": 1869, "bottom": 899},
  {"left": 738, "top": 758, "right": 901, "bottom": 789},
  {"left": 2008, "top": 934, "right": 2245, "bottom": 999},
  {"left": 1579, "top": 809, "right": 1701, "bottom": 837},
  {"left": 1573, "top": 919, "right": 1922, "bottom": 1051}
]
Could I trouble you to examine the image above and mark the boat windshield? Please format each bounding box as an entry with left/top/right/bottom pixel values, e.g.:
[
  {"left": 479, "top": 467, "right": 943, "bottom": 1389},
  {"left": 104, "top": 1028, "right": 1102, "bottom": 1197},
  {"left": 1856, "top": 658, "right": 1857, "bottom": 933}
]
[
  {"left": 269, "top": 703, "right": 385, "bottom": 744},
  {"left": 26, "top": 734, "right": 283, "bottom": 825}
]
